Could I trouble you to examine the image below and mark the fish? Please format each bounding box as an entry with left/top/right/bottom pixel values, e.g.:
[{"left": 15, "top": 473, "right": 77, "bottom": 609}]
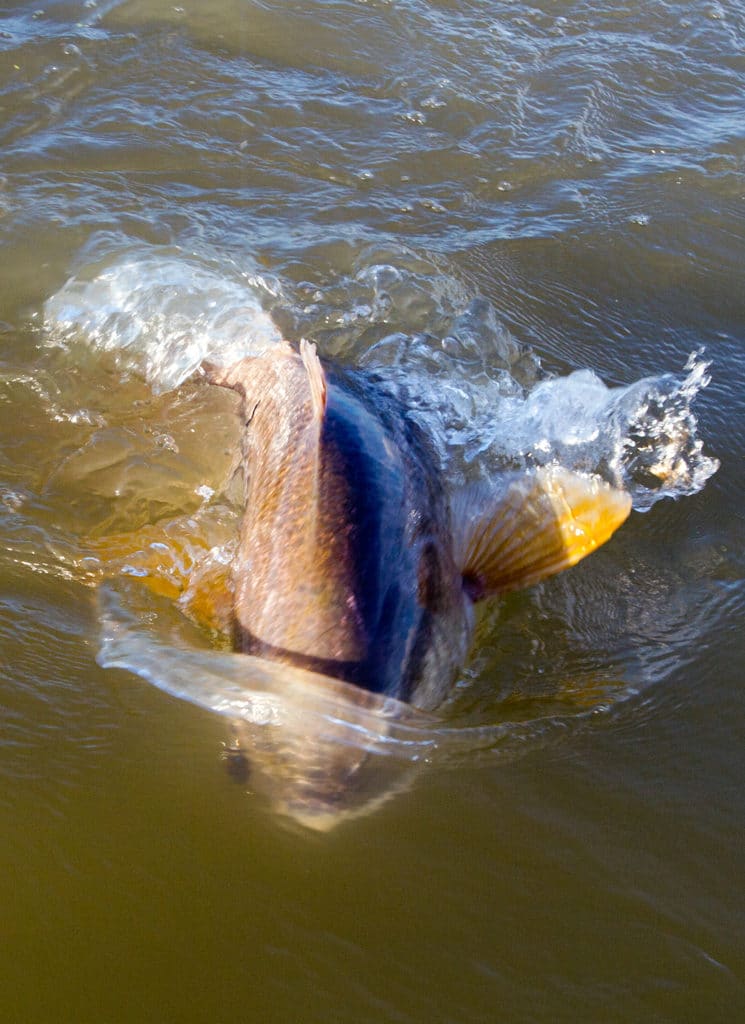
[{"left": 179, "top": 338, "right": 631, "bottom": 826}]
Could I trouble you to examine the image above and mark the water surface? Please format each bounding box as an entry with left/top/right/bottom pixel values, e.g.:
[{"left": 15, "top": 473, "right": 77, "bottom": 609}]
[{"left": 1, "top": 1, "right": 744, "bottom": 1020}]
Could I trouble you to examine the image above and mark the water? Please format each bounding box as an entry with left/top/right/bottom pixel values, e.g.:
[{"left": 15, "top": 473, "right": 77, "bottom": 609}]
[{"left": 1, "top": 0, "right": 744, "bottom": 1019}]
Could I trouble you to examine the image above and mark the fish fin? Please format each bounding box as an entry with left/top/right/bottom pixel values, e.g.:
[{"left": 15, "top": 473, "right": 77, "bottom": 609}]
[
  {"left": 178, "top": 557, "right": 235, "bottom": 636},
  {"left": 300, "top": 338, "right": 327, "bottom": 420},
  {"left": 86, "top": 522, "right": 234, "bottom": 635},
  {"left": 86, "top": 524, "right": 191, "bottom": 601},
  {"left": 455, "top": 466, "right": 631, "bottom": 600},
  {"left": 202, "top": 342, "right": 294, "bottom": 392}
]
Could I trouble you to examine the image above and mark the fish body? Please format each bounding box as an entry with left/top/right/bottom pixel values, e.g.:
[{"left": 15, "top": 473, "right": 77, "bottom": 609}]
[
  {"left": 201, "top": 341, "right": 631, "bottom": 827},
  {"left": 208, "top": 341, "right": 471, "bottom": 712}
]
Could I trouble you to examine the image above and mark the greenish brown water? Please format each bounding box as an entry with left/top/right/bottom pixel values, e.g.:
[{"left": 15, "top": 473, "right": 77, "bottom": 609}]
[{"left": 1, "top": 1, "right": 744, "bottom": 1020}]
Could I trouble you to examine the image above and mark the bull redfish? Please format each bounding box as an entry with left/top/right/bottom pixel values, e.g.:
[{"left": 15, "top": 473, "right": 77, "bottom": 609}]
[
  {"left": 197, "top": 340, "right": 630, "bottom": 824},
  {"left": 93, "top": 338, "right": 631, "bottom": 828}
]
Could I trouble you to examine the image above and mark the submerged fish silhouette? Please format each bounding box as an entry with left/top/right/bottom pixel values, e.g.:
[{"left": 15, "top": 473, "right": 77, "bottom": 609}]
[{"left": 190, "top": 339, "right": 630, "bottom": 824}]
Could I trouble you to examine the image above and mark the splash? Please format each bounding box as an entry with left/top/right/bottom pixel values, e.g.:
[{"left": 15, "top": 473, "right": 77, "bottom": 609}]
[
  {"left": 43, "top": 248, "right": 718, "bottom": 514},
  {"left": 44, "top": 248, "right": 283, "bottom": 393},
  {"left": 41, "top": 246, "right": 720, "bottom": 826},
  {"left": 448, "top": 347, "right": 720, "bottom": 512},
  {"left": 362, "top": 328, "right": 718, "bottom": 512}
]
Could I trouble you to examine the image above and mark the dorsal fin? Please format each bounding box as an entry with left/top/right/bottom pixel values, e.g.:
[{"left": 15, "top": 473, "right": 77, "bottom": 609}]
[
  {"left": 454, "top": 466, "right": 631, "bottom": 600},
  {"left": 300, "top": 339, "right": 327, "bottom": 421},
  {"left": 201, "top": 341, "right": 295, "bottom": 392}
]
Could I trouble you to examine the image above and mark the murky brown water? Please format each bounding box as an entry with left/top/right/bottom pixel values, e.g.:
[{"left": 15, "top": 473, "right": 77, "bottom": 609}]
[{"left": 1, "top": 1, "right": 744, "bottom": 1020}]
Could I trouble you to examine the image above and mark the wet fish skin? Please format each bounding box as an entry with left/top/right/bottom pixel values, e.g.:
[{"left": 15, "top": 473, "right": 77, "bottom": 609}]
[
  {"left": 204, "top": 341, "right": 631, "bottom": 827},
  {"left": 206, "top": 341, "right": 631, "bottom": 714},
  {"left": 207, "top": 341, "right": 472, "bottom": 711}
]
